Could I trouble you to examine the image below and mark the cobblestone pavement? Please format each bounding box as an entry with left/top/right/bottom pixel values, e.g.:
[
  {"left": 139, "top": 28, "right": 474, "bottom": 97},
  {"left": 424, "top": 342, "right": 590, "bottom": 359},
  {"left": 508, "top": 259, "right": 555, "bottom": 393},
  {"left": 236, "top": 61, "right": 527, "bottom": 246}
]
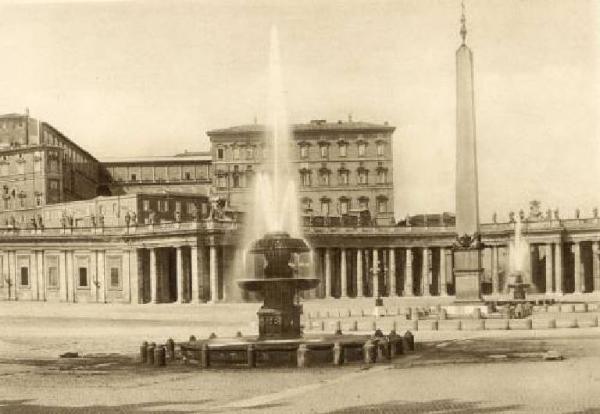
[{"left": 1, "top": 302, "right": 599, "bottom": 413}]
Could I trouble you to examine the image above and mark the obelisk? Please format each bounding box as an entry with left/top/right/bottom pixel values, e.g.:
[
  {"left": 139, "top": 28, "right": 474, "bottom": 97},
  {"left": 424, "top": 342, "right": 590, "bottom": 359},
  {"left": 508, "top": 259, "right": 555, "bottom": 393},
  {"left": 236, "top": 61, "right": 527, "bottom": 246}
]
[{"left": 453, "top": 3, "right": 483, "bottom": 302}]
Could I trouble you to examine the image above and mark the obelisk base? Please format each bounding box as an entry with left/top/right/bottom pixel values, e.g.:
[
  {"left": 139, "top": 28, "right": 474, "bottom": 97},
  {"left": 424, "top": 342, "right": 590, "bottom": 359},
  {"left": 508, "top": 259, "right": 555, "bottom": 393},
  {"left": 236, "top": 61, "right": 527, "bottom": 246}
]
[{"left": 453, "top": 248, "right": 483, "bottom": 302}]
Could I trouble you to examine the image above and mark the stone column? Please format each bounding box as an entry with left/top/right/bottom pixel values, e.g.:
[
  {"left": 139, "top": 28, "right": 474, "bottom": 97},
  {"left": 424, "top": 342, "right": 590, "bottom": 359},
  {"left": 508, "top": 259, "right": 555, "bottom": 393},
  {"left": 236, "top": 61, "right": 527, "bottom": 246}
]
[
  {"left": 129, "top": 249, "right": 140, "bottom": 304},
  {"left": 439, "top": 247, "right": 448, "bottom": 296},
  {"left": 209, "top": 245, "right": 218, "bottom": 303},
  {"left": 340, "top": 248, "right": 348, "bottom": 298},
  {"left": 491, "top": 246, "right": 499, "bottom": 295},
  {"left": 176, "top": 246, "right": 184, "bottom": 303},
  {"left": 149, "top": 248, "right": 158, "bottom": 304},
  {"left": 356, "top": 249, "right": 363, "bottom": 298},
  {"left": 97, "top": 250, "right": 106, "bottom": 303},
  {"left": 37, "top": 251, "right": 45, "bottom": 302},
  {"left": 592, "top": 242, "right": 600, "bottom": 293},
  {"left": 325, "top": 248, "right": 332, "bottom": 298},
  {"left": 190, "top": 246, "right": 200, "bottom": 303},
  {"left": 372, "top": 249, "right": 379, "bottom": 297},
  {"left": 545, "top": 244, "right": 554, "bottom": 295},
  {"left": 572, "top": 242, "right": 583, "bottom": 293},
  {"left": 59, "top": 251, "right": 68, "bottom": 302},
  {"left": 421, "top": 247, "right": 430, "bottom": 296},
  {"left": 389, "top": 248, "right": 397, "bottom": 297},
  {"left": 30, "top": 251, "right": 38, "bottom": 301},
  {"left": 404, "top": 248, "right": 413, "bottom": 296},
  {"left": 555, "top": 242, "right": 563, "bottom": 295},
  {"left": 67, "top": 251, "right": 75, "bottom": 303}
]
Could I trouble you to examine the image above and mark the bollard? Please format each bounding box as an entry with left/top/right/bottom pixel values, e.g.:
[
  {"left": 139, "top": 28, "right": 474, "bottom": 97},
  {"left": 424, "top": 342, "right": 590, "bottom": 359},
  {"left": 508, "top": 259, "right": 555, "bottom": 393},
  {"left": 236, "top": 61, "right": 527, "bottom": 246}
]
[
  {"left": 166, "top": 338, "right": 175, "bottom": 362},
  {"left": 297, "top": 344, "right": 309, "bottom": 368},
  {"left": 389, "top": 332, "right": 404, "bottom": 356},
  {"left": 410, "top": 308, "right": 419, "bottom": 321},
  {"left": 392, "top": 320, "right": 398, "bottom": 332},
  {"left": 189, "top": 335, "right": 197, "bottom": 342},
  {"left": 140, "top": 341, "right": 148, "bottom": 364},
  {"left": 403, "top": 331, "right": 415, "bottom": 351},
  {"left": 320, "top": 321, "right": 326, "bottom": 331},
  {"left": 406, "top": 307, "right": 412, "bottom": 320},
  {"left": 472, "top": 308, "right": 482, "bottom": 319},
  {"left": 439, "top": 309, "right": 447, "bottom": 320},
  {"left": 371, "top": 320, "right": 377, "bottom": 331},
  {"left": 154, "top": 345, "right": 166, "bottom": 367},
  {"left": 363, "top": 340, "right": 376, "bottom": 364},
  {"left": 361, "top": 309, "right": 365, "bottom": 317},
  {"left": 236, "top": 331, "right": 243, "bottom": 338},
  {"left": 334, "top": 320, "right": 343, "bottom": 335},
  {"left": 146, "top": 342, "right": 156, "bottom": 365},
  {"left": 347, "top": 309, "right": 352, "bottom": 317},
  {"left": 208, "top": 332, "right": 217, "bottom": 339},
  {"left": 247, "top": 344, "right": 256, "bottom": 368},
  {"left": 333, "top": 342, "right": 344, "bottom": 365},
  {"left": 352, "top": 320, "right": 358, "bottom": 331},
  {"left": 200, "top": 343, "right": 210, "bottom": 368}
]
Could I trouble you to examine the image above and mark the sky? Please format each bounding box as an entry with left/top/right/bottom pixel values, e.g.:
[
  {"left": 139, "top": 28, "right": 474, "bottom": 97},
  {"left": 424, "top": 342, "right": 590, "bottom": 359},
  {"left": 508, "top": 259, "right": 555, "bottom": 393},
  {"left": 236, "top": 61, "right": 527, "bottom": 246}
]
[{"left": 0, "top": 0, "right": 597, "bottom": 220}]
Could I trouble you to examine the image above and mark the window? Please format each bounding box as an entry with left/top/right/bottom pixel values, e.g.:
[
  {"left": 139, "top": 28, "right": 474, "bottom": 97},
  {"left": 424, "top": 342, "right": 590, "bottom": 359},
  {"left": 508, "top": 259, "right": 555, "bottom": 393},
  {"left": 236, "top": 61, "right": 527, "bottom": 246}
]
[
  {"left": 159, "top": 200, "right": 169, "bottom": 212},
  {"left": 49, "top": 179, "right": 59, "bottom": 191},
  {"left": 358, "top": 169, "right": 368, "bottom": 184},
  {"left": 78, "top": 267, "right": 88, "bottom": 287},
  {"left": 143, "top": 200, "right": 150, "bottom": 211},
  {"left": 320, "top": 144, "right": 329, "bottom": 158},
  {"left": 300, "top": 145, "right": 308, "bottom": 159},
  {"left": 319, "top": 170, "right": 330, "bottom": 186},
  {"left": 339, "top": 170, "right": 349, "bottom": 185},
  {"left": 16, "top": 161, "right": 25, "bottom": 175},
  {"left": 20, "top": 266, "right": 29, "bottom": 286},
  {"left": 246, "top": 146, "right": 254, "bottom": 159},
  {"left": 233, "top": 146, "right": 240, "bottom": 160},
  {"left": 217, "top": 175, "right": 227, "bottom": 189},
  {"left": 358, "top": 142, "right": 366, "bottom": 157},
  {"left": 321, "top": 200, "right": 330, "bottom": 216},
  {"left": 377, "top": 142, "right": 385, "bottom": 156},
  {"left": 107, "top": 256, "right": 122, "bottom": 289},
  {"left": 233, "top": 174, "right": 240, "bottom": 188},
  {"left": 35, "top": 194, "right": 42, "bottom": 206},
  {"left": 377, "top": 198, "right": 388, "bottom": 213},
  {"left": 302, "top": 198, "right": 312, "bottom": 211},
  {"left": 187, "top": 202, "right": 196, "bottom": 215},
  {"left": 339, "top": 199, "right": 349, "bottom": 215},
  {"left": 377, "top": 170, "right": 387, "bottom": 184},
  {"left": 185, "top": 172, "right": 191, "bottom": 180},
  {"left": 175, "top": 201, "right": 181, "bottom": 212},
  {"left": 217, "top": 148, "right": 224, "bottom": 160},
  {"left": 300, "top": 171, "right": 311, "bottom": 187},
  {"left": 339, "top": 143, "right": 347, "bottom": 157},
  {"left": 131, "top": 174, "right": 137, "bottom": 181},
  {"left": 359, "top": 198, "right": 369, "bottom": 210}
]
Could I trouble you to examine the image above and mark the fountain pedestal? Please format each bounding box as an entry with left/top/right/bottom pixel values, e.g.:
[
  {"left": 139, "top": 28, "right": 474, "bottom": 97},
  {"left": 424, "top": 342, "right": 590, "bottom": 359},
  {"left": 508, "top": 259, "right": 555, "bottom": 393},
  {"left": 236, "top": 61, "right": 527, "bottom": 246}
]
[{"left": 238, "top": 232, "right": 319, "bottom": 340}]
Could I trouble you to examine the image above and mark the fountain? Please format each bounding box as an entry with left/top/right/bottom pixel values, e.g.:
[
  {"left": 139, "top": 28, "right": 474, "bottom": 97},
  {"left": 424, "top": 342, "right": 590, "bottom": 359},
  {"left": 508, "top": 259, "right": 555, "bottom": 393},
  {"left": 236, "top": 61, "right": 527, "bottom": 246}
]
[
  {"left": 140, "top": 26, "right": 406, "bottom": 368},
  {"left": 237, "top": 232, "right": 319, "bottom": 339},
  {"left": 507, "top": 217, "right": 530, "bottom": 300}
]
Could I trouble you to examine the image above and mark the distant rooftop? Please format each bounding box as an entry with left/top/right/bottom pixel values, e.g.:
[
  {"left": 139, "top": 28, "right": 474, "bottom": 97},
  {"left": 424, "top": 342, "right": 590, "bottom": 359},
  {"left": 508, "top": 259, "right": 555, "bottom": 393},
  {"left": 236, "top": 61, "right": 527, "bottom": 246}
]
[
  {"left": 207, "top": 119, "right": 395, "bottom": 135},
  {"left": 101, "top": 152, "right": 211, "bottom": 164}
]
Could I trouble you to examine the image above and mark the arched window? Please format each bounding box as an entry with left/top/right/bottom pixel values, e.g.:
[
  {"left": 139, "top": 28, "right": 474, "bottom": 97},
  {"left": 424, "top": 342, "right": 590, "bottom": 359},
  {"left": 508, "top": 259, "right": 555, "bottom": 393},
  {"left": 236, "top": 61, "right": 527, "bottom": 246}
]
[{"left": 376, "top": 196, "right": 388, "bottom": 213}]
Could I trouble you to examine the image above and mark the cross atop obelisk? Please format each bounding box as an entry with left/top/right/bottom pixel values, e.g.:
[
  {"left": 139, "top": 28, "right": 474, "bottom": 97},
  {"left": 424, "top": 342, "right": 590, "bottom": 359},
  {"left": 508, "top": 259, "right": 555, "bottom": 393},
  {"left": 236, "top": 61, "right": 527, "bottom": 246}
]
[{"left": 453, "top": 1, "right": 483, "bottom": 302}]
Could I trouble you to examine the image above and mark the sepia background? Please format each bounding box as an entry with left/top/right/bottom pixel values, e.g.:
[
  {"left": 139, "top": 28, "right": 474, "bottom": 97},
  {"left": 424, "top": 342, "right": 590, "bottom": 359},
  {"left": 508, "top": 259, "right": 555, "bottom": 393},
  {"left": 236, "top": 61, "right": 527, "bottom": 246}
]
[{"left": 0, "top": 0, "right": 596, "bottom": 220}]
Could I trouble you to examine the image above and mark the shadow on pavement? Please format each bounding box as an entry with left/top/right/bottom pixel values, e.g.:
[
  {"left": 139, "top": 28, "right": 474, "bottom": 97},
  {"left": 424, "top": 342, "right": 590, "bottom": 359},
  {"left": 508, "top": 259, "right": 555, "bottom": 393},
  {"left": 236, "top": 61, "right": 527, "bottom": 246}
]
[
  {"left": 0, "top": 399, "right": 213, "bottom": 414},
  {"left": 325, "top": 399, "right": 522, "bottom": 413}
]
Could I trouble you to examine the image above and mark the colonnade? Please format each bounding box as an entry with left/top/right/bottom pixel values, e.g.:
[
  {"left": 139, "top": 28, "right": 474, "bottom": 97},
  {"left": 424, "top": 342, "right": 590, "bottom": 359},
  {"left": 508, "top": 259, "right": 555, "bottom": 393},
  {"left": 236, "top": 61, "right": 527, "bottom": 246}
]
[{"left": 312, "top": 246, "right": 454, "bottom": 299}]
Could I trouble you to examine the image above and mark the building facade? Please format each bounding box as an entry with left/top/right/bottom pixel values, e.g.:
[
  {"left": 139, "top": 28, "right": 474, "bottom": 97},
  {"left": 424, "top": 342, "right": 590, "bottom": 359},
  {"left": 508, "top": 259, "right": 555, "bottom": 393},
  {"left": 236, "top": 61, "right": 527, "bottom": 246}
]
[{"left": 207, "top": 119, "right": 396, "bottom": 225}]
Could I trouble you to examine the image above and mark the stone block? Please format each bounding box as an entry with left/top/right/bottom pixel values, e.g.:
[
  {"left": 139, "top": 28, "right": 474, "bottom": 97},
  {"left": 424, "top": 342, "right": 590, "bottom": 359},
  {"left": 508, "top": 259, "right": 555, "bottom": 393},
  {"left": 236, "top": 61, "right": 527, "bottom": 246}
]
[
  {"left": 417, "top": 320, "right": 438, "bottom": 331},
  {"left": 438, "top": 320, "right": 462, "bottom": 331},
  {"left": 396, "top": 320, "right": 418, "bottom": 331},
  {"left": 547, "top": 305, "right": 561, "bottom": 313},
  {"left": 588, "top": 303, "right": 599, "bottom": 311},
  {"left": 461, "top": 319, "right": 485, "bottom": 331},
  {"left": 555, "top": 318, "right": 578, "bottom": 328},
  {"left": 508, "top": 319, "right": 532, "bottom": 330},
  {"left": 560, "top": 304, "right": 575, "bottom": 313},
  {"left": 574, "top": 303, "right": 588, "bottom": 313},
  {"left": 577, "top": 316, "right": 598, "bottom": 328},
  {"left": 532, "top": 319, "right": 556, "bottom": 329},
  {"left": 485, "top": 319, "right": 509, "bottom": 330}
]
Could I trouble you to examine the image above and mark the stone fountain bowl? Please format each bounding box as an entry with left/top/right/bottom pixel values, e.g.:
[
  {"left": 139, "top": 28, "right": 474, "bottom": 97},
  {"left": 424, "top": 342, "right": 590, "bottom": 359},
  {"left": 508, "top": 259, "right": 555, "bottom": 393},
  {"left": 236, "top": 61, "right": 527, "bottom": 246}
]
[
  {"left": 248, "top": 231, "right": 310, "bottom": 255},
  {"left": 237, "top": 277, "right": 320, "bottom": 292}
]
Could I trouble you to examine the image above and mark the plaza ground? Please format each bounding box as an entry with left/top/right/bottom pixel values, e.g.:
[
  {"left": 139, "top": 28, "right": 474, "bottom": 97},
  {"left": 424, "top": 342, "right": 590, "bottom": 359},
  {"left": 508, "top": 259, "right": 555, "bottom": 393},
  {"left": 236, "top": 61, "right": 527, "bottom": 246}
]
[{"left": 1, "top": 301, "right": 600, "bottom": 413}]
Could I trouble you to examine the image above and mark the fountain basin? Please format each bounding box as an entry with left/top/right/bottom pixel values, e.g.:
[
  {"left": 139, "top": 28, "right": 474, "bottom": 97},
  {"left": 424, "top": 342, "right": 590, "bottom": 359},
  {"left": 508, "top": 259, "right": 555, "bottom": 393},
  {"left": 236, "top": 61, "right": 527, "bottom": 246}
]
[{"left": 237, "top": 278, "right": 319, "bottom": 292}]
